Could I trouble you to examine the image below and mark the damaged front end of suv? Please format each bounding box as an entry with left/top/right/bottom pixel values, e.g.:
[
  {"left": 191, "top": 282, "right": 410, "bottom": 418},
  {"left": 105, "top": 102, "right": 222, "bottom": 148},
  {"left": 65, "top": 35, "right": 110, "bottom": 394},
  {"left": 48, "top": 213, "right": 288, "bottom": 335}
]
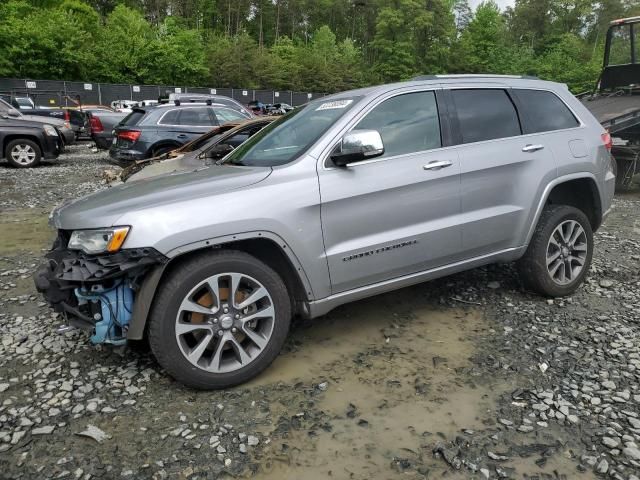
[{"left": 34, "top": 227, "right": 166, "bottom": 345}]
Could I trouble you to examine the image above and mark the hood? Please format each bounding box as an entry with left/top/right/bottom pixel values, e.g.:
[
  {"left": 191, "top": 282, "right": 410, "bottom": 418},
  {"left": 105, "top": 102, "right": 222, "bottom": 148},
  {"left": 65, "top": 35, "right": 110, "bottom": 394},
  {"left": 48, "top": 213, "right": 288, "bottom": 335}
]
[
  {"left": 51, "top": 165, "right": 272, "bottom": 230},
  {"left": 124, "top": 153, "right": 207, "bottom": 182},
  {"left": 19, "top": 114, "right": 65, "bottom": 127}
]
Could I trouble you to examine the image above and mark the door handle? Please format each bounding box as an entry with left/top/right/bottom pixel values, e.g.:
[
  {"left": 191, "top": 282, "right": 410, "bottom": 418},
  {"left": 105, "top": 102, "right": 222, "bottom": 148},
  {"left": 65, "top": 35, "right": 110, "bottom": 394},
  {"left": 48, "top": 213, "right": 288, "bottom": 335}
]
[
  {"left": 423, "top": 160, "right": 453, "bottom": 171},
  {"left": 522, "top": 144, "right": 544, "bottom": 153}
]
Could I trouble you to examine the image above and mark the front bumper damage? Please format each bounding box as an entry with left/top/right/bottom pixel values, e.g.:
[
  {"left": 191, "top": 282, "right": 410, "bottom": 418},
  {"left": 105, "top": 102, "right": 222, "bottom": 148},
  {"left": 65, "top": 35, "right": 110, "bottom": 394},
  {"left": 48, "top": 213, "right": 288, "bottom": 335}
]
[{"left": 34, "top": 234, "right": 167, "bottom": 345}]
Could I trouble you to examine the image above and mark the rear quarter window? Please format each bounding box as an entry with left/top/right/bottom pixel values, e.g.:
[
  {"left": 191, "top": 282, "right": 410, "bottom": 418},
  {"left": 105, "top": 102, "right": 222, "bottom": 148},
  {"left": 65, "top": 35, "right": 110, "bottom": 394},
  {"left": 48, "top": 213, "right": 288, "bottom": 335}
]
[
  {"left": 514, "top": 89, "right": 579, "bottom": 133},
  {"left": 121, "top": 109, "right": 146, "bottom": 126}
]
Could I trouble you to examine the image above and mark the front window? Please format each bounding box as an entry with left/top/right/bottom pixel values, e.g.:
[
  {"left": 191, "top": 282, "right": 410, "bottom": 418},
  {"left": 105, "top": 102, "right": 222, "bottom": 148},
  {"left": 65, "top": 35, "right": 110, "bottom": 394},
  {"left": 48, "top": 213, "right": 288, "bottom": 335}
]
[
  {"left": 353, "top": 91, "right": 441, "bottom": 158},
  {"left": 223, "top": 96, "right": 362, "bottom": 167}
]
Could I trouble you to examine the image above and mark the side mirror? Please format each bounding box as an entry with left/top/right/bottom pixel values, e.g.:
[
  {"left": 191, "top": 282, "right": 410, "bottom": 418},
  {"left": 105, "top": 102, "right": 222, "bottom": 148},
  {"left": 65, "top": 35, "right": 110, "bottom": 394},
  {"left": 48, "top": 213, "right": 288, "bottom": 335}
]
[
  {"left": 330, "top": 130, "right": 384, "bottom": 167},
  {"left": 205, "top": 143, "right": 234, "bottom": 159},
  {"left": 7, "top": 109, "right": 20, "bottom": 118}
]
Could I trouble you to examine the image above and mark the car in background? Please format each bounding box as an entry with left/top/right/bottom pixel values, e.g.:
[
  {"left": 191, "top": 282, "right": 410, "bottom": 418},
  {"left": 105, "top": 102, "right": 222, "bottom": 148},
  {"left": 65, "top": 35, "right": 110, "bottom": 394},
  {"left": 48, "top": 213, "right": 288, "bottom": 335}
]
[
  {"left": 13, "top": 106, "right": 89, "bottom": 139},
  {"left": 11, "top": 97, "right": 36, "bottom": 110},
  {"left": 0, "top": 98, "right": 75, "bottom": 148},
  {"left": 110, "top": 100, "right": 138, "bottom": 112},
  {"left": 80, "top": 107, "right": 128, "bottom": 149},
  {"left": 0, "top": 114, "right": 60, "bottom": 167},
  {"left": 247, "top": 100, "right": 267, "bottom": 115},
  {"left": 108, "top": 101, "right": 252, "bottom": 166},
  {"left": 268, "top": 103, "right": 294, "bottom": 115},
  {"left": 120, "top": 117, "right": 275, "bottom": 182}
]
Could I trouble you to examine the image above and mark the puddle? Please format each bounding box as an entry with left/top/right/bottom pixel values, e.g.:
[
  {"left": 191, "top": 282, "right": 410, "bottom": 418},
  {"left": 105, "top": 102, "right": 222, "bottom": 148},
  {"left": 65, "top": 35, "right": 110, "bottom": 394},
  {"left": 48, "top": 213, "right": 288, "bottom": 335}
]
[
  {"left": 250, "top": 284, "right": 500, "bottom": 479},
  {"left": 0, "top": 209, "right": 53, "bottom": 253}
]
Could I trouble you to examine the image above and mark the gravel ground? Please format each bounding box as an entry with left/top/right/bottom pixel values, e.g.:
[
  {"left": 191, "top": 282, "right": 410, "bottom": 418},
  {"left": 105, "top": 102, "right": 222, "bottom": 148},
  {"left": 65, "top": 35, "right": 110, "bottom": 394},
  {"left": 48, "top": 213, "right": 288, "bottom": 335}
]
[{"left": 0, "top": 144, "right": 639, "bottom": 479}]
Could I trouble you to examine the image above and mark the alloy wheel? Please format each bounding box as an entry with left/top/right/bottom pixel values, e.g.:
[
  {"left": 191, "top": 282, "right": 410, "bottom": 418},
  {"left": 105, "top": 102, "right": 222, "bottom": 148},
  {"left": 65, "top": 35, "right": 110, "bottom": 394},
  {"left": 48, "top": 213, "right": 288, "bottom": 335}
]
[
  {"left": 10, "top": 144, "right": 36, "bottom": 166},
  {"left": 175, "top": 272, "right": 275, "bottom": 373},
  {"left": 546, "top": 220, "right": 588, "bottom": 285}
]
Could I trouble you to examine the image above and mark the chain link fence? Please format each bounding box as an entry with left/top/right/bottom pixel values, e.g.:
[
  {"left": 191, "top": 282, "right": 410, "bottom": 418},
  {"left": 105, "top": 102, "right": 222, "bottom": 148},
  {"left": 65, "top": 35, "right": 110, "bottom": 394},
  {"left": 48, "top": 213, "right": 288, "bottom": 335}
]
[{"left": 0, "top": 78, "right": 327, "bottom": 108}]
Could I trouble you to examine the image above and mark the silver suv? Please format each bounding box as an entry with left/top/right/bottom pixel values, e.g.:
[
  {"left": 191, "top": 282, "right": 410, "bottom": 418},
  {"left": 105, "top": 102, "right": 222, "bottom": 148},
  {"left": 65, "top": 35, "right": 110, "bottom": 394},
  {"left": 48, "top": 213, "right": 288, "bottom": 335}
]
[{"left": 35, "top": 76, "right": 616, "bottom": 389}]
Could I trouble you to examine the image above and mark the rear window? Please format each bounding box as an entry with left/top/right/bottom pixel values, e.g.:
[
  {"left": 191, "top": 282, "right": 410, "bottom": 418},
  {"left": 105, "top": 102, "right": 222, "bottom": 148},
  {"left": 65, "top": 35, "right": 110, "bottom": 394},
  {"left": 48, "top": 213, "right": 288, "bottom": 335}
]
[
  {"left": 514, "top": 89, "right": 579, "bottom": 133},
  {"left": 121, "top": 109, "right": 146, "bottom": 126},
  {"left": 451, "top": 89, "right": 521, "bottom": 144}
]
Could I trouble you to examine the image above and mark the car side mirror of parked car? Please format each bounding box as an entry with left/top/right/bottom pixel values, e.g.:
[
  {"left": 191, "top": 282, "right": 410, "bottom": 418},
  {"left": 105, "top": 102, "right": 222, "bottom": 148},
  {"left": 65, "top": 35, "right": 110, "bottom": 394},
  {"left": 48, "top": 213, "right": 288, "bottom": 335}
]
[
  {"left": 7, "top": 109, "right": 20, "bottom": 118},
  {"left": 330, "top": 130, "right": 384, "bottom": 167},
  {"left": 205, "top": 143, "right": 234, "bottom": 159}
]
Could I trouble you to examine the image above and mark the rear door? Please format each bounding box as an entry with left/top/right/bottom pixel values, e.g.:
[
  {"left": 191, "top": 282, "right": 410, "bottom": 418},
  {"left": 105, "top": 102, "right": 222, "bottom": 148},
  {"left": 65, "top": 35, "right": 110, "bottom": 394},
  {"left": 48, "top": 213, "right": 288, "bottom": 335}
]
[
  {"left": 447, "top": 87, "right": 557, "bottom": 258},
  {"left": 157, "top": 107, "right": 217, "bottom": 144},
  {"left": 318, "top": 88, "right": 463, "bottom": 294}
]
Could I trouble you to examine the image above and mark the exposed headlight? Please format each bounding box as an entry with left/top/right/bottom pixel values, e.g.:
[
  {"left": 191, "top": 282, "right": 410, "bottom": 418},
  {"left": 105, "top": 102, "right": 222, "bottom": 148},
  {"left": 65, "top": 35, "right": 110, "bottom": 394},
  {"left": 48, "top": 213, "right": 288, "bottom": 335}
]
[
  {"left": 43, "top": 124, "right": 58, "bottom": 136},
  {"left": 68, "top": 227, "right": 130, "bottom": 254}
]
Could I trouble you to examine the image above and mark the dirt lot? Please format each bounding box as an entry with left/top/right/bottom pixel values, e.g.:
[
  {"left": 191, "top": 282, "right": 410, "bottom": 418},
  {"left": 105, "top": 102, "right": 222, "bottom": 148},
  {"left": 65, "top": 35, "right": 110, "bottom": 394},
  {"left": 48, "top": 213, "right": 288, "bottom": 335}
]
[{"left": 1, "top": 144, "right": 639, "bottom": 479}]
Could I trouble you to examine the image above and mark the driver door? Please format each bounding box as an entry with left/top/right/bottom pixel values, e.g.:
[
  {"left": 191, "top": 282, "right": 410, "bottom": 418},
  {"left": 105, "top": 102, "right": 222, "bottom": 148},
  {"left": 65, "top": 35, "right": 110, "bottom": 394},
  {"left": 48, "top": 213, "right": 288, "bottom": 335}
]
[{"left": 318, "top": 89, "right": 463, "bottom": 294}]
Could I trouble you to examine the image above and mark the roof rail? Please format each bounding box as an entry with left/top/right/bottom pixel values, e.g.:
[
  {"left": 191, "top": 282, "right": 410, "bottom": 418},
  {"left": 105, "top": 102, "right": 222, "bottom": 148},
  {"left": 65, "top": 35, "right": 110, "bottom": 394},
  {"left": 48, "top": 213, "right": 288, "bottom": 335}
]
[{"left": 412, "top": 74, "right": 539, "bottom": 81}]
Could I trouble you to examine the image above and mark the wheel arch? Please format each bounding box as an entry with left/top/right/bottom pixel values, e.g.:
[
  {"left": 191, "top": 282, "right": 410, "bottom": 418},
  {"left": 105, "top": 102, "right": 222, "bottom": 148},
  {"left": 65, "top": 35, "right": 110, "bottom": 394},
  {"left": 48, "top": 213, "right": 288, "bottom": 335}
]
[
  {"left": 127, "top": 233, "right": 313, "bottom": 340},
  {"left": 525, "top": 173, "right": 603, "bottom": 246},
  {"left": 150, "top": 140, "right": 182, "bottom": 156},
  {"left": 3, "top": 134, "right": 43, "bottom": 157}
]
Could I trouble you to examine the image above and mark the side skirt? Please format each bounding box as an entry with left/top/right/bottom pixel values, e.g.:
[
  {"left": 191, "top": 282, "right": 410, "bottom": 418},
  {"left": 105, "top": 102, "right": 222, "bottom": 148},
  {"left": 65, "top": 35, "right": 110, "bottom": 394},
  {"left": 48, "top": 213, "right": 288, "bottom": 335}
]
[{"left": 306, "top": 246, "right": 526, "bottom": 318}]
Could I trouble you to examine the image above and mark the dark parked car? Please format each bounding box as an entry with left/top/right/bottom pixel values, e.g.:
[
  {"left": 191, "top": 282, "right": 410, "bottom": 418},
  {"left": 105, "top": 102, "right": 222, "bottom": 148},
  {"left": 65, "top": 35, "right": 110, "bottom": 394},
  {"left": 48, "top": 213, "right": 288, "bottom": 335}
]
[
  {"left": 109, "top": 102, "right": 252, "bottom": 166},
  {"left": 13, "top": 105, "right": 90, "bottom": 139},
  {"left": 120, "top": 117, "right": 275, "bottom": 182},
  {"left": 0, "top": 115, "right": 61, "bottom": 167},
  {"left": 85, "top": 109, "right": 128, "bottom": 149},
  {"left": 0, "top": 98, "right": 75, "bottom": 148}
]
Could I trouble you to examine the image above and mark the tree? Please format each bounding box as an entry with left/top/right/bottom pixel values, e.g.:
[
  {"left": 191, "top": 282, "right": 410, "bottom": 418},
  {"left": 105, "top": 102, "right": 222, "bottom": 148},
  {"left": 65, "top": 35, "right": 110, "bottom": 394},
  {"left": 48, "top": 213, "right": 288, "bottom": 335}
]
[{"left": 93, "top": 5, "right": 155, "bottom": 83}]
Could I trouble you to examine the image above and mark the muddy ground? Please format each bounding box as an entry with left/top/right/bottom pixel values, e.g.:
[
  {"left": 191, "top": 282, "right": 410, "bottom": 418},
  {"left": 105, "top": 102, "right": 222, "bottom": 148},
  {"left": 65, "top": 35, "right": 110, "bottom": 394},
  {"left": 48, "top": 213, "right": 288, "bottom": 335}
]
[{"left": 0, "top": 144, "right": 639, "bottom": 479}]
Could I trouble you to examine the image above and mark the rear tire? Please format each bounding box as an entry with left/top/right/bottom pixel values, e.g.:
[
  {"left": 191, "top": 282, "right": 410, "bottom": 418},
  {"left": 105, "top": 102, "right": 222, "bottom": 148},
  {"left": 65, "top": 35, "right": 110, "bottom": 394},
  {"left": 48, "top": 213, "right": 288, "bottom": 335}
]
[
  {"left": 148, "top": 250, "right": 291, "bottom": 389},
  {"left": 6, "top": 139, "right": 41, "bottom": 168},
  {"left": 152, "top": 145, "right": 178, "bottom": 157},
  {"left": 517, "top": 205, "right": 593, "bottom": 297}
]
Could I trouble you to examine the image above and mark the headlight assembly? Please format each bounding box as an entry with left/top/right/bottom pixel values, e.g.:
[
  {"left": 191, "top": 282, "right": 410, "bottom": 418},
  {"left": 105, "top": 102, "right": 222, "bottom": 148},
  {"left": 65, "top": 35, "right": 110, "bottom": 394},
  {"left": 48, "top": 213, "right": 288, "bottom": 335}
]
[
  {"left": 68, "top": 227, "right": 130, "bottom": 254},
  {"left": 43, "top": 124, "right": 58, "bottom": 137}
]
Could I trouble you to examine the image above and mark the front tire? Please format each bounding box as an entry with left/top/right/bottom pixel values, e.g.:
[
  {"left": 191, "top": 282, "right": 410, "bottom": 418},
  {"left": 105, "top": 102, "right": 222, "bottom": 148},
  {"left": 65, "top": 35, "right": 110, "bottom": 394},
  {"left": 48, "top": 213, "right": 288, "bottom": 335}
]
[
  {"left": 148, "top": 250, "right": 291, "bottom": 389},
  {"left": 6, "top": 139, "right": 41, "bottom": 168},
  {"left": 517, "top": 205, "right": 593, "bottom": 297}
]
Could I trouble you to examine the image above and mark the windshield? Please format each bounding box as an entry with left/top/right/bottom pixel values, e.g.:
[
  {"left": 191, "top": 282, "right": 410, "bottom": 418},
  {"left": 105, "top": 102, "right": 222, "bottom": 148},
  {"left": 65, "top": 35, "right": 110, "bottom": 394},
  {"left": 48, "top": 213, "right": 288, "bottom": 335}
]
[{"left": 224, "top": 96, "right": 362, "bottom": 167}]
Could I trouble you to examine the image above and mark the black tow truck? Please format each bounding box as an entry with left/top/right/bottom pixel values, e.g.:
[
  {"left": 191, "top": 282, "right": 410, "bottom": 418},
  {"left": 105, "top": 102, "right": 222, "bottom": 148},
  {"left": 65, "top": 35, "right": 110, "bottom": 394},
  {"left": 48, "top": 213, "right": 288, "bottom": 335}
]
[{"left": 579, "top": 16, "right": 640, "bottom": 189}]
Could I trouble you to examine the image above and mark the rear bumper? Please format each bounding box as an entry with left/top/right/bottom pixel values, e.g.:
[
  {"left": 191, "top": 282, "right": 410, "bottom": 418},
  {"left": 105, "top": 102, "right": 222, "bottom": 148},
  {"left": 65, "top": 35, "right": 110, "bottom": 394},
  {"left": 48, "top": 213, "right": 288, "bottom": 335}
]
[
  {"left": 109, "top": 147, "right": 147, "bottom": 166},
  {"left": 93, "top": 133, "right": 113, "bottom": 150}
]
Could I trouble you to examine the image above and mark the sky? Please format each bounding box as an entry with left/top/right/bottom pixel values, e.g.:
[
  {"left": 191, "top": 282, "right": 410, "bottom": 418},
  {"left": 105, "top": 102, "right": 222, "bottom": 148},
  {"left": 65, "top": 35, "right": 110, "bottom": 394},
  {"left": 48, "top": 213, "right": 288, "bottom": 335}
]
[{"left": 469, "top": 0, "right": 515, "bottom": 10}]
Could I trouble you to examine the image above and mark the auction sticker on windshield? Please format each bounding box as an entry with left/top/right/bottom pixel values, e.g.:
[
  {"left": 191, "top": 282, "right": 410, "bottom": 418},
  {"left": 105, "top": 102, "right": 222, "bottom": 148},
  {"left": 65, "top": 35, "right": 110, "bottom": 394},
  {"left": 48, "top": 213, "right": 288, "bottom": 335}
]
[{"left": 316, "top": 99, "right": 354, "bottom": 111}]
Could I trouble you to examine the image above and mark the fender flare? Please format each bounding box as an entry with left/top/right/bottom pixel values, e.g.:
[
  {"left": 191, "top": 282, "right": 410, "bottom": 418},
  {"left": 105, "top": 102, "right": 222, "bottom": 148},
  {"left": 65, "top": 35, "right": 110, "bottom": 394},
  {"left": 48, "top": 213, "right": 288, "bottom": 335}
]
[
  {"left": 127, "top": 230, "right": 314, "bottom": 340},
  {"left": 524, "top": 172, "right": 600, "bottom": 246}
]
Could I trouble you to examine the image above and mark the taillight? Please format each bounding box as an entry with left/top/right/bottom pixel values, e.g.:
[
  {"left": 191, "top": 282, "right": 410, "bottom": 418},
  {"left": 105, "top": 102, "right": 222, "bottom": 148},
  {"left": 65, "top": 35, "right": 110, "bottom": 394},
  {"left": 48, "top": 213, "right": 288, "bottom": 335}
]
[
  {"left": 601, "top": 131, "right": 612, "bottom": 152},
  {"left": 117, "top": 130, "right": 141, "bottom": 143},
  {"left": 64, "top": 110, "right": 70, "bottom": 122},
  {"left": 89, "top": 116, "right": 104, "bottom": 134}
]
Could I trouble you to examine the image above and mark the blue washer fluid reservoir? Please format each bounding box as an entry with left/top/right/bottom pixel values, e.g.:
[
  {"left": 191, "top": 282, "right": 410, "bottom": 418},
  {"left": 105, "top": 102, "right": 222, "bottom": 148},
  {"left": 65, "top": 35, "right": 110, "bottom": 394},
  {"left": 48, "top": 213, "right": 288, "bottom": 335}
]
[{"left": 75, "top": 283, "right": 134, "bottom": 345}]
